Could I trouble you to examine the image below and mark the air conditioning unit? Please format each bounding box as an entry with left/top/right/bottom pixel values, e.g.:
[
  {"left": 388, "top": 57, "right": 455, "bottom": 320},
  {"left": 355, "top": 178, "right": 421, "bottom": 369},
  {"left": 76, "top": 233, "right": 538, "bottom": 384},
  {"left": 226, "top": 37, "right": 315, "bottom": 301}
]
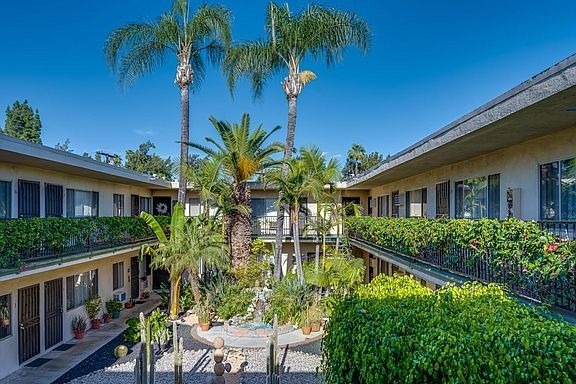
[{"left": 113, "top": 291, "right": 126, "bottom": 302}]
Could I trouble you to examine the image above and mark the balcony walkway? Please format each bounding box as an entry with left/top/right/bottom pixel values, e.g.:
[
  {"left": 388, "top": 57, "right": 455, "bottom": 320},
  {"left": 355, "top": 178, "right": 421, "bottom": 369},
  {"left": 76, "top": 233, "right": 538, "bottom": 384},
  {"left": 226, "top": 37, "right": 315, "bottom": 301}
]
[{"left": 0, "top": 295, "right": 161, "bottom": 384}]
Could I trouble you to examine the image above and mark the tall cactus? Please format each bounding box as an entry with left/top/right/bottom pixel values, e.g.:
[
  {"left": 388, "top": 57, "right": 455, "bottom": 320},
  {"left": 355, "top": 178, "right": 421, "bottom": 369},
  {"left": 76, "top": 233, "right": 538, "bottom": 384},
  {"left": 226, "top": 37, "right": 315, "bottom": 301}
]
[
  {"left": 267, "top": 314, "right": 281, "bottom": 384},
  {"left": 134, "top": 312, "right": 155, "bottom": 384},
  {"left": 173, "top": 321, "right": 183, "bottom": 384}
]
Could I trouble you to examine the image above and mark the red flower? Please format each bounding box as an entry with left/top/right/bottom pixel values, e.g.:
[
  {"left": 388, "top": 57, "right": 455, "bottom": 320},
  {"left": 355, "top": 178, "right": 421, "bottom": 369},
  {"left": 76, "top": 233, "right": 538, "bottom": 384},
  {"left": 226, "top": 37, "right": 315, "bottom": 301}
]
[{"left": 545, "top": 242, "right": 558, "bottom": 252}]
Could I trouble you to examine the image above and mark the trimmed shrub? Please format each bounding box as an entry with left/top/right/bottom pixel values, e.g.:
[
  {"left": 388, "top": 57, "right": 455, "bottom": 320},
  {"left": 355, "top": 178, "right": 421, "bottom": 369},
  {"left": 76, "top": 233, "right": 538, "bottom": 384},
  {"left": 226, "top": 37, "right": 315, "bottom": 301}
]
[{"left": 322, "top": 275, "right": 576, "bottom": 384}]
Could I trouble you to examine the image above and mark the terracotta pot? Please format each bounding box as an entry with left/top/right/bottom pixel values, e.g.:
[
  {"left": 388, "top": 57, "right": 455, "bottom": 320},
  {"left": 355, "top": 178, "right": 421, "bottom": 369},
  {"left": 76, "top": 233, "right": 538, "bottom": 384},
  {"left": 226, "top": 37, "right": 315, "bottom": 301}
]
[
  {"left": 199, "top": 322, "right": 211, "bottom": 332},
  {"left": 91, "top": 319, "right": 101, "bottom": 329},
  {"left": 1, "top": 319, "right": 9, "bottom": 327},
  {"left": 74, "top": 330, "right": 86, "bottom": 339},
  {"left": 311, "top": 322, "right": 321, "bottom": 332},
  {"left": 103, "top": 314, "right": 112, "bottom": 323},
  {"left": 124, "top": 302, "right": 134, "bottom": 309},
  {"left": 301, "top": 325, "right": 312, "bottom": 335}
]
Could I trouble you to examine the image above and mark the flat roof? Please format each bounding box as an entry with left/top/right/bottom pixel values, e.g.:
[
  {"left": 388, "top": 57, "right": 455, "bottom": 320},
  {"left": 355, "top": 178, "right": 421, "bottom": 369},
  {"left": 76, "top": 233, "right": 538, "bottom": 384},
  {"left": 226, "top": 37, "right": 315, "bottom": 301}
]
[
  {"left": 342, "top": 54, "right": 576, "bottom": 189},
  {"left": 0, "top": 133, "right": 171, "bottom": 189}
]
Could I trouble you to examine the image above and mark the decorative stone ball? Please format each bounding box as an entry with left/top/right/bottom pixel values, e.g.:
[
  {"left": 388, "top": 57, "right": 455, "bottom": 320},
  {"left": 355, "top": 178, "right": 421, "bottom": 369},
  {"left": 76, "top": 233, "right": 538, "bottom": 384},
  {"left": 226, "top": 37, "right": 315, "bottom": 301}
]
[
  {"left": 213, "top": 336, "right": 225, "bottom": 349},
  {"left": 114, "top": 345, "right": 128, "bottom": 358},
  {"left": 214, "top": 348, "right": 224, "bottom": 363},
  {"left": 214, "top": 362, "right": 225, "bottom": 376}
]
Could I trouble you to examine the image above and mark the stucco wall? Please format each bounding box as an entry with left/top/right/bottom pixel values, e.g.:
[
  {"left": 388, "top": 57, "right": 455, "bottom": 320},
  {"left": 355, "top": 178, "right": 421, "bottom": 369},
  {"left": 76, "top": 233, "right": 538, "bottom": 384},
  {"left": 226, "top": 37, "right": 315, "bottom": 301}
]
[
  {"left": 0, "top": 164, "right": 153, "bottom": 218},
  {"left": 366, "top": 125, "right": 576, "bottom": 220},
  {"left": 0, "top": 249, "right": 141, "bottom": 378}
]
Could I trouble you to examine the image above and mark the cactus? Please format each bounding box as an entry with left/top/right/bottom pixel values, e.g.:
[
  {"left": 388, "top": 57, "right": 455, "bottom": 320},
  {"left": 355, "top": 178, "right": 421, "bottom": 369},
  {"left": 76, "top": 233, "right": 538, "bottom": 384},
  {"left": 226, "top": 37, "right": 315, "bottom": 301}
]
[
  {"left": 134, "top": 312, "right": 155, "bottom": 384},
  {"left": 266, "top": 314, "right": 281, "bottom": 384},
  {"left": 173, "top": 321, "right": 183, "bottom": 384}
]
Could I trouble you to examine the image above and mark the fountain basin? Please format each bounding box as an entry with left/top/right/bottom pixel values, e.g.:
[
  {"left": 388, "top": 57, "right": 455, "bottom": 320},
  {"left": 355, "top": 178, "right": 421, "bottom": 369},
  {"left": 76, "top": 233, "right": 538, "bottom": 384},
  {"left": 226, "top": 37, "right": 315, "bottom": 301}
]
[{"left": 224, "top": 322, "right": 295, "bottom": 338}]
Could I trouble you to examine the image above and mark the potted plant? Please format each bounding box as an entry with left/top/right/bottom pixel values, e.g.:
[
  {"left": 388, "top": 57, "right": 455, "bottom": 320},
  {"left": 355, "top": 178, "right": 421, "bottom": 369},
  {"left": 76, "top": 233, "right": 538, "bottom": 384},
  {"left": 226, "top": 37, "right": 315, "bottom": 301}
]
[
  {"left": 85, "top": 295, "right": 102, "bottom": 329},
  {"left": 72, "top": 315, "right": 88, "bottom": 339},
  {"left": 106, "top": 299, "right": 123, "bottom": 319},
  {"left": 124, "top": 298, "right": 134, "bottom": 309},
  {"left": 0, "top": 305, "right": 9, "bottom": 327},
  {"left": 300, "top": 308, "right": 312, "bottom": 335},
  {"left": 309, "top": 303, "right": 323, "bottom": 332},
  {"left": 196, "top": 300, "right": 212, "bottom": 332},
  {"left": 103, "top": 312, "right": 113, "bottom": 323}
]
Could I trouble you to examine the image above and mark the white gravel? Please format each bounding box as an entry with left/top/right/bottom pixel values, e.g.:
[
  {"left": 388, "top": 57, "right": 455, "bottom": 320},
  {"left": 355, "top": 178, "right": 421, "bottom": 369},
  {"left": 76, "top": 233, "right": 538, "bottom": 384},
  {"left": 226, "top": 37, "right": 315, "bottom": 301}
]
[{"left": 68, "top": 347, "right": 322, "bottom": 384}]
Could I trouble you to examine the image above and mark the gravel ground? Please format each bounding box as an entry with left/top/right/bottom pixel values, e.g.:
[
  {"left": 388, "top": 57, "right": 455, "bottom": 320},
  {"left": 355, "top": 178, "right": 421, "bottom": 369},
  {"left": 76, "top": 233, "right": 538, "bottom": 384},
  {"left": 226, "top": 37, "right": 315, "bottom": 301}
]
[{"left": 55, "top": 324, "right": 323, "bottom": 384}]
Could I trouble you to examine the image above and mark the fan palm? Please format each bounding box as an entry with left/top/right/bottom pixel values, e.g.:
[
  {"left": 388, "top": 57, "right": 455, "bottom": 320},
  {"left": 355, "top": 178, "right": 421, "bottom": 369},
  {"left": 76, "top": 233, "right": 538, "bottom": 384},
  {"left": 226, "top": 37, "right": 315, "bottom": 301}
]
[
  {"left": 140, "top": 202, "right": 229, "bottom": 319},
  {"left": 266, "top": 146, "right": 340, "bottom": 283},
  {"left": 185, "top": 113, "right": 283, "bottom": 269},
  {"left": 224, "top": 2, "right": 370, "bottom": 279},
  {"left": 347, "top": 143, "right": 367, "bottom": 177},
  {"left": 105, "top": 0, "right": 232, "bottom": 205}
]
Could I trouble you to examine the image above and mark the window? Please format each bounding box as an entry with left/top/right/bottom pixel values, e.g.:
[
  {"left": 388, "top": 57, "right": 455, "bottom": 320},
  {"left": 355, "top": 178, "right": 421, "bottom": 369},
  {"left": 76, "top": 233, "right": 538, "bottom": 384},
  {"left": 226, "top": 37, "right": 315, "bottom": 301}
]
[
  {"left": 112, "top": 262, "right": 124, "bottom": 290},
  {"left": 252, "top": 198, "right": 278, "bottom": 217},
  {"left": 188, "top": 197, "right": 218, "bottom": 217},
  {"left": 66, "top": 189, "right": 98, "bottom": 218},
  {"left": 406, "top": 188, "right": 427, "bottom": 217},
  {"left": 45, "top": 183, "right": 63, "bottom": 217},
  {"left": 367, "top": 197, "right": 372, "bottom": 215},
  {"left": 540, "top": 158, "right": 576, "bottom": 220},
  {"left": 0, "top": 180, "right": 10, "bottom": 219},
  {"left": 140, "top": 197, "right": 151, "bottom": 213},
  {"left": 0, "top": 294, "right": 11, "bottom": 339},
  {"left": 113, "top": 194, "right": 124, "bottom": 217},
  {"left": 436, "top": 181, "right": 450, "bottom": 218},
  {"left": 455, "top": 174, "right": 500, "bottom": 219},
  {"left": 377, "top": 195, "right": 389, "bottom": 217},
  {"left": 18, "top": 180, "right": 40, "bottom": 218},
  {"left": 391, "top": 191, "right": 399, "bottom": 217},
  {"left": 66, "top": 269, "right": 98, "bottom": 310}
]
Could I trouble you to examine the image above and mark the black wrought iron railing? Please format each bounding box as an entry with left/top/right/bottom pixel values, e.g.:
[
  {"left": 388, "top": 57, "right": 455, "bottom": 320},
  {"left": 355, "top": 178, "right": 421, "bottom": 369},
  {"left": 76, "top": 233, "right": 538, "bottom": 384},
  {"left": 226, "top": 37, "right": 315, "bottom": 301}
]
[
  {"left": 251, "top": 215, "right": 322, "bottom": 237},
  {"left": 0, "top": 216, "right": 164, "bottom": 270},
  {"left": 348, "top": 219, "right": 576, "bottom": 316}
]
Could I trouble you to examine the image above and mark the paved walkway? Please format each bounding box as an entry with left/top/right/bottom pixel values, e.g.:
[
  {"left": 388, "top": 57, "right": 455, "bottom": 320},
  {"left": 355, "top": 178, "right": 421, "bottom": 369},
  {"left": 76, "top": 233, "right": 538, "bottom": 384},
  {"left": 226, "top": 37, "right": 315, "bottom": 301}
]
[
  {"left": 191, "top": 323, "right": 323, "bottom": 348},
  {"left": 0, "top": 295, "right": 161, "bottom": 384}
]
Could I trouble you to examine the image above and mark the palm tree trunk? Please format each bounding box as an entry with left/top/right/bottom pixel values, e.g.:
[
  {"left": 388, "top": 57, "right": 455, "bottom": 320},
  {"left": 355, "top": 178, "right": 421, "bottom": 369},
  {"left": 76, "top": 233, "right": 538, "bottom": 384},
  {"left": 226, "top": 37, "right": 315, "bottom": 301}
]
[
  {"left": 292, "top": 208, "right": 304, "bottom": 283},
  {"left": 187, "top": 272, "right": 202, "bottom": 304},
  {"left": 274, "top": 95, "right": 298, "bottom": 280},
  {"left": 178, "top": 85, "right": 190, "bottom": 205},
  {"left": 169, "top": 274, "right": 182, "bottom": 320},
  {"left": 231, "top": 182, "right": 252, "bottom": 269}
]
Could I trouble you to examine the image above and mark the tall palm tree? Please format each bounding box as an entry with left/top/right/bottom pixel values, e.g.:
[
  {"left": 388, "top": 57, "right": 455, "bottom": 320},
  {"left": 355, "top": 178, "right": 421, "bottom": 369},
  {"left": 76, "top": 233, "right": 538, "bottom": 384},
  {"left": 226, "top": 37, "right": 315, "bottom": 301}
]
[
  {"left": 105, "top": 0, "right": 232, "bottom": 205},
  {"left": 185, "top": 113, "right": 283, "bottom": 269},
  {"left": 266, "top": 146, "right": 340, "bottom": 283},
  {"left": 140, "top": 203, "right": 229, "bottom": 319},
  {"left": 347, "top": 143, "right": 367, "bottom": 177},
  {"left": 224, "top": 2, "right": 370, "bottom": 279}
]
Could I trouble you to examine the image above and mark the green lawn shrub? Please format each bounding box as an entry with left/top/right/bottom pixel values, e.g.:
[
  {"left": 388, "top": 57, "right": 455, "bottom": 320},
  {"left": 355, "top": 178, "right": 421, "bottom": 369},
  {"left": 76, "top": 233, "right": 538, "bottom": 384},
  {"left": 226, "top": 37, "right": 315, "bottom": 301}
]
[{"left": 322, "top": 275, "right": 576, "bottom": 384}]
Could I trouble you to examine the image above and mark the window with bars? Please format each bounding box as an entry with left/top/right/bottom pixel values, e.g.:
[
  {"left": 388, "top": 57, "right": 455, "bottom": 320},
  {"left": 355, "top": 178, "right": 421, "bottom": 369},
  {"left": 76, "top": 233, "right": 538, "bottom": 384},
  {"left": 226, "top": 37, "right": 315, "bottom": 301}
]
[
  {"left": 45, "top": 183, "right": 63, "bottom": 217},
  {"left": 18, "top": 180, "right": 40, "bottom": 218},
  {"left": 0, "top": 180, "right": 10, "bottom": 219},
  {"left": 377, "top": 195, "right": 389, "bottom": 217},
  {"left": 66, "top": 269, "right": 98, "bottom": 310},
  {"left": 391, "top": 191, "right": 399, "bottom": 217},
  {"left": 112, "top": 262, "right": 124, "bottom": 290},
  {"left": 113, "top": 194, "right": 124, "bottom": 217},
  {"left": 0, "top": 293, "right": 11, "bottom": 339},
  {"left": 435, "top": 181, "right": 450, "bottom": 218}
]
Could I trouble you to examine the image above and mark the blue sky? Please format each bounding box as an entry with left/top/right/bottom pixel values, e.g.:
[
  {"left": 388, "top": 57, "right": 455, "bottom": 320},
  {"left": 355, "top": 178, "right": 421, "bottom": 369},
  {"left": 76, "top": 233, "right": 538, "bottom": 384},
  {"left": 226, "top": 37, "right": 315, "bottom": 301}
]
[{"left": 1, "top": 1, "right": 576, "bottom": 164}]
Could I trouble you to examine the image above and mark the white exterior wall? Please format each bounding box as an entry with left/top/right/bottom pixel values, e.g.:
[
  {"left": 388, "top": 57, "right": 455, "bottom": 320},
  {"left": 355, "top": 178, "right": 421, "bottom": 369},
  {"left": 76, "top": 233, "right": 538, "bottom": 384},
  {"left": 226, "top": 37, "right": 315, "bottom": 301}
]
[
  {"left": 0, "top": 249, "right": 140, "bottom": 379},
  {"left": 367, "top": 125, "right": 576, "bottom": 220},
  {"left": 0, "top": 164, "right": 153, "bottom": 218}
]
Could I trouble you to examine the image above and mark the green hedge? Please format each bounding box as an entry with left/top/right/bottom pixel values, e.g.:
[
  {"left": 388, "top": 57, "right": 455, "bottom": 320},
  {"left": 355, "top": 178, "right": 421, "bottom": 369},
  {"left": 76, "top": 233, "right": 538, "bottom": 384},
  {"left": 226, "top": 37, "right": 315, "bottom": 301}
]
[
  {"left": 346, "top": 217, "right": 576, "bottom": 279},
  {"left": 322, "top": 275, "right": 576, "bottom": 383},
  {"left": 0, "top": 216, "right": 170, "bottom": 268}
]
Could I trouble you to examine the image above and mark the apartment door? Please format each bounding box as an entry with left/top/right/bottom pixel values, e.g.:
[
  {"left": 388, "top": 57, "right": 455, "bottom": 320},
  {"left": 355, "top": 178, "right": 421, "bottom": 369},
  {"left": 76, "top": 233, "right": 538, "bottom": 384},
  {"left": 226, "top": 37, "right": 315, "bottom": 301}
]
[
  {"left": 18, "top": 284, "right": 40, "bottom": 363},
  {"left": 44, "top": 278, "right": 63, "bottom": 349},
  {"left": 130, "top": 256, "right": 140, "bottom": 300}
]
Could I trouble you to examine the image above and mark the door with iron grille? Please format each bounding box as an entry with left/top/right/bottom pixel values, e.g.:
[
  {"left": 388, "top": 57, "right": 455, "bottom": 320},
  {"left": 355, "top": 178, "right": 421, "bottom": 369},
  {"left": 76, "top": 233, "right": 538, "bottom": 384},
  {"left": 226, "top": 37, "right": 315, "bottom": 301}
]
[
  {"left": 18, "top": 284, "right": 40, "bottom": 363},
  {"left": 131, "top": 256, "right": 140, "bottom": 300},
  {"left": 44, "top": 278, "right": 63, "bottom": 349}
]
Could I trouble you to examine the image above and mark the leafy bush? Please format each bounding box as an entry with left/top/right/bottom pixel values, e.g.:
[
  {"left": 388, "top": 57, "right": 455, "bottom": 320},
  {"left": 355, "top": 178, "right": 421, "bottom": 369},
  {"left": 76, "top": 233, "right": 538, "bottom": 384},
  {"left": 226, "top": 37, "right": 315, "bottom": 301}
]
[
  {"left": 323, "top": 275, "right": 576, "bottom": 384},
  {"left": 124, "top": 317, "right": 141, "bottom": 343},
  {"left": 201, "top": 274, "right": 253, "bottom": 320},
  {"left": 232, "top": 239, "right": 272, "bottom": 288},
  {"left": 266, "top": 278, "right": 313, "bottom": 325}
]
